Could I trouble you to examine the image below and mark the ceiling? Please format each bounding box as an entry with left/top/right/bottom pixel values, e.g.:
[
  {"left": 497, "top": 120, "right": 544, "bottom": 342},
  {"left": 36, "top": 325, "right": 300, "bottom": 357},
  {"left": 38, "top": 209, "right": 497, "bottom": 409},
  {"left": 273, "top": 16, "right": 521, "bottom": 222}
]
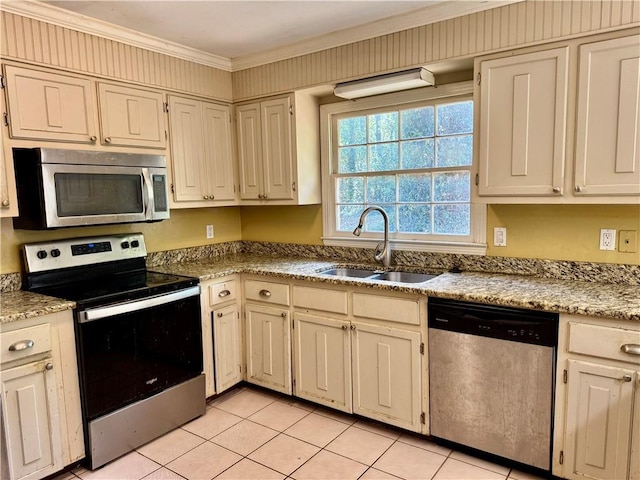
[{"left": 39, "top": 1, "right": 516, "bottom": 68}]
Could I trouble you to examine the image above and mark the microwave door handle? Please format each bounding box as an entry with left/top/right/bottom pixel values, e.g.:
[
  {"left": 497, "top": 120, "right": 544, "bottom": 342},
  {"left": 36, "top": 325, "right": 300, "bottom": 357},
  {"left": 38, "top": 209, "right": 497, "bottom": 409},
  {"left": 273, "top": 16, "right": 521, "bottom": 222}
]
[{"left": 141, "top": 168, "right": 154, "bottom": 220}]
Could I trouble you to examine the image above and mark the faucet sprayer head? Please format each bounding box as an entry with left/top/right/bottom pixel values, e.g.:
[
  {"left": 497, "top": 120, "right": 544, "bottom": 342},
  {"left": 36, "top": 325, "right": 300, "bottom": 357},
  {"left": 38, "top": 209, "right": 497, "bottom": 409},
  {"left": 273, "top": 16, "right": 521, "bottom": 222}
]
[{"left": 352, "top": 225, "right": 363, "bottom": 236}]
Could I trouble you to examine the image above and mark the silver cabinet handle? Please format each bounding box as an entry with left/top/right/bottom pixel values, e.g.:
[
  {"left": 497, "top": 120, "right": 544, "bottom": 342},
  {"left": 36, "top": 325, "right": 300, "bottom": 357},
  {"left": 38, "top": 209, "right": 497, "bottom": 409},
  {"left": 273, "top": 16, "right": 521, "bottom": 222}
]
[
  {"left": 621, "top": 344, "right": 640, "bottom": 356},
  {"left": 9, "top": 340, "right": 34, "bottom": 351},
  {"left": 552, "top": 186, "right": 561, "bottom": 193},
  {"left": 259, "top": 289, "right": 271, "bottom": 298},
  {"left": 89, "top": 135, "right": 97, "bottom": 142},
  {"left": 45, "top": 362, "right": 54, "bottom": 371},
  {"left": 1, "top": 199, "right": 9, "bottom": 207},
  {"left": 217, "top": 312, "right": 223, "bottom": 318},
  {"left": 104, "top": 137, "right": 112, "bottom": 143},
  {"left": 218, "top": 289, "right": 231, "bottom": 297}
]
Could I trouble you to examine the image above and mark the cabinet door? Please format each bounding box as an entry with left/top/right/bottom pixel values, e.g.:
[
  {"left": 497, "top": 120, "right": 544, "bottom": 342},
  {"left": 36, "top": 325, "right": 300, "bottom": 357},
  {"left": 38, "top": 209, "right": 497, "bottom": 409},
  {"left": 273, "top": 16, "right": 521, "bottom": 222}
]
[
  {"left": 168, "top": 96, "right": 208, "bottom": 202},
  {"left": 0, "top": 125, "right": 18, "bottom": 217},
  {"left": 237, "top": 103, "right": 263, "bottom": 200},
  {"left": 202, "top": 102, "right": 235, "bottom": 201},
  {"left": 98, "top": 83, "right": 166, "bottom": 148},
  {"left": 4, "top": 65, "right": 97, "bottom": 144},
  {"left": 261, "top": 97, "right": 294, "bottom": 200},
  {"left": 293, "top": 313, "right": 352, "bottom": 413},
  {"left": 351, "top": 322, "right": 421, "bottom": 432},
  {"left": 564, "top": 360, "right": 635, "bottom": 480},
  {"left": 1, "top": 359, "right": 61, "bottom": 480},
  {"left": 478, "top": 47, "right": 569, "bottom": 196},
  {"left": 574, "top": 35, "right": 640, "bottom": 196},
  {"left": 214, "top": 304, "right": 243, "bottom": 394},
  {"left": 245, "top": 304, "right": 291, "bottom": 394}
]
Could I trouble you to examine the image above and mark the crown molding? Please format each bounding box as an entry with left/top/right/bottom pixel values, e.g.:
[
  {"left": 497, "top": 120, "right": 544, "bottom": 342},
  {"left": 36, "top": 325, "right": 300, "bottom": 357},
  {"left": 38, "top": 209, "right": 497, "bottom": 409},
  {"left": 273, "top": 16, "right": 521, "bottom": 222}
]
[
  {"left": 2, "top": 0, "right": 520, "bottom": 73},
  {"left": 0, "top": 0, "right": 233, "bottom": 71},
  {"left": 230, "top": 0, "right": 522, "bottom": 71}
]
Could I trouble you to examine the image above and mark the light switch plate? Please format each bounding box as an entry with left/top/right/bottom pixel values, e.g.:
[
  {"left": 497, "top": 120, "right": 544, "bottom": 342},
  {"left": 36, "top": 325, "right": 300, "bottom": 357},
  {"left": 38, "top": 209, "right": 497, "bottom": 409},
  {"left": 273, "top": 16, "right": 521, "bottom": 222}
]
[
  {"left": 493, "top": 227, "right": 507, "bottom": 247},
  {"left": 206, "top": 225, "right": 214, "bottom": 239}
]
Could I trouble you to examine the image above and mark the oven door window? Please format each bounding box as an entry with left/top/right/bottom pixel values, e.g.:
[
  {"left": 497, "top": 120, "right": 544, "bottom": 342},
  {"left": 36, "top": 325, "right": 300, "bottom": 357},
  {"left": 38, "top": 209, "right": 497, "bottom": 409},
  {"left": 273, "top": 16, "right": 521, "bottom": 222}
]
[
  {"left": 55, "top": 172, "right": 144, "bottom": 217},
  {"left": 77, "top": 295, "right": 203, "bottom": 420}
]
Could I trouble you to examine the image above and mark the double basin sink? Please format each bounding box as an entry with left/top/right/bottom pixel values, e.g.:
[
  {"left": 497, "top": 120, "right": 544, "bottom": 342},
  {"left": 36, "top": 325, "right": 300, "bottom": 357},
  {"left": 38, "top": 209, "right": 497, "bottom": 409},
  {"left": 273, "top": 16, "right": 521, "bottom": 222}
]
[{"left": 319, "top": 267, "right": 438, "bottom": 284}]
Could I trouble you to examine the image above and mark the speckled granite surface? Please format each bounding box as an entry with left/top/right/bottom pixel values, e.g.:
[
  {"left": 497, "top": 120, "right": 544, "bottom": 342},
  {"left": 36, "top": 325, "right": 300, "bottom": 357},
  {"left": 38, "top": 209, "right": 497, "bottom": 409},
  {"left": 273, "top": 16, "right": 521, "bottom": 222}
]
[
  {"left": 0, "top": 291, "right": 75, "bottom": 324},
  {"left": 151, "top": 254, "right": 640, "bottom": 322}
]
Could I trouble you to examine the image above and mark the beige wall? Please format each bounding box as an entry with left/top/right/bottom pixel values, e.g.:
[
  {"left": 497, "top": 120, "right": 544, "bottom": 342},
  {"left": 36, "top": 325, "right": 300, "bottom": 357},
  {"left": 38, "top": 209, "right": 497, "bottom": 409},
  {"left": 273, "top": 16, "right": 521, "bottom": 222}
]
[{"left": 0, "top": 207, "right": 242, "bottom": 273}]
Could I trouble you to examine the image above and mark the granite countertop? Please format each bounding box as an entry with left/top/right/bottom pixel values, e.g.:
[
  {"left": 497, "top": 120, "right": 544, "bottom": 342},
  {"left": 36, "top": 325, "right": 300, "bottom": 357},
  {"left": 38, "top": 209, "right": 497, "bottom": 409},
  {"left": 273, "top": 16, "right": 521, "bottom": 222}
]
[
  {"left": 0, "top": 290, "right": 75, "bottom": 324},
  {"left": 152, "top": 254, "right": 640, "bottom": 322}
]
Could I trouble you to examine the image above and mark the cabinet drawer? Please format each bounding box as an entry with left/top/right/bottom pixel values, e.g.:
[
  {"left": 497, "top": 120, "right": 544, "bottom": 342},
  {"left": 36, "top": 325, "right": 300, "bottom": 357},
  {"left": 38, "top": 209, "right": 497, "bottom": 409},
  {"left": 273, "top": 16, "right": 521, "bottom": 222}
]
[
  {"left": 568, "top": 322, "right": 640, "bottom": 364},
  {"left": 209, "top": 280, "right": 237, "bottom": 306},
  {"left": 293, "top": 286, "right": 348, "bottom": 314},
  {"left": 245, "top": 280, "right": 290, "bottom": 306},
  {"left": 353, "top": 294, "right": 420, "bottom": 325},
  {"left": 1, "top": 323, "right": 52, "bottom": 364}
]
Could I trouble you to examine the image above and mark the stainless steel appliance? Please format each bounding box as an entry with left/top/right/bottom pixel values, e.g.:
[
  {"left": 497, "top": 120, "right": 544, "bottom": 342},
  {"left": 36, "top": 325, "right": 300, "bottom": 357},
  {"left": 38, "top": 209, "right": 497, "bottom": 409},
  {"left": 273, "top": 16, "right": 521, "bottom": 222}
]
[
  {"left": 22, "top": 234, "right": 204, "bottom": 469},
  {"left": 12, "top": 148, "right": 169, "bottom": 229},
  {"left": 428, "top": 297, "right": 558, "bottom": 473}
]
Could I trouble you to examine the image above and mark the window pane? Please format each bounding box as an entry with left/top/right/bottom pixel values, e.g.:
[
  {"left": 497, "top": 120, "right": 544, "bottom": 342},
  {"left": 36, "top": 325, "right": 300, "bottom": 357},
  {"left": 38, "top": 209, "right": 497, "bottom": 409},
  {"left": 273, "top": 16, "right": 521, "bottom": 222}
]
[
  {"left": 337, "top": 177, "right": 364, "bottom": 203},
  {"left": 398, "top": 173, "right": 431, "bottom": 202},
  {"left": 433, "top": 172, "right": 470, "bottom": 202},
  {"left": 368, "top": 112, "right": 398, "bottom": 143},
  {"left": 338, "top": 146, "right": 367, "bottom": 173},
  {"left": 435, "top": 135, "right": 473, "bottom": 167},
  {"left": 364, "top": 205, "right": 397, "bottom": 233},
  {"left": 433, "top": 204, "right": 470, "bottom": 235},
  {"left": 337, "top": 204, "right": 364, "bottom": 231},
  {"left": 399, "top": 204, "right": 431, "bottom": 233},
  {"left": 367, "top": 176, "right": 395, "bottom": 203},
  {"left": 369, "top": 143, "right": 399, "bottom": 171},
  {"left": 400, "top": 139, "right": 434, "bottom": 170},
  {"left": 436, "top": 101, "right": 473, "bottom": 135},
  {"left": 338, "top": 116, "right": 366, "bottom": 146},
  {"left": 401, "top": 106, "right": 434, "bottom": 139}
]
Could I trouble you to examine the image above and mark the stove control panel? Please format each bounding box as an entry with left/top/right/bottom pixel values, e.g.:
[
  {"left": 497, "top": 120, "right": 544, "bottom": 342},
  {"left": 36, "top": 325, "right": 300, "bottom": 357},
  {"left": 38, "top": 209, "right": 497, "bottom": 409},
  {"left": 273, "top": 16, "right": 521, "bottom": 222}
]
[{"left": 23, "top": 233, "right": 147, "bottom": 273}]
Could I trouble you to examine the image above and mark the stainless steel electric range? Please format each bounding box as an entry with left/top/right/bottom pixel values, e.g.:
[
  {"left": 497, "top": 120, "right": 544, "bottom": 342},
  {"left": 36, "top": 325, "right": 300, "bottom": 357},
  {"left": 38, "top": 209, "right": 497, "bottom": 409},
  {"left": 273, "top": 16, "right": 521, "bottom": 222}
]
[{"left": 22, "top": 233, "right": 205, "bottom": 470}]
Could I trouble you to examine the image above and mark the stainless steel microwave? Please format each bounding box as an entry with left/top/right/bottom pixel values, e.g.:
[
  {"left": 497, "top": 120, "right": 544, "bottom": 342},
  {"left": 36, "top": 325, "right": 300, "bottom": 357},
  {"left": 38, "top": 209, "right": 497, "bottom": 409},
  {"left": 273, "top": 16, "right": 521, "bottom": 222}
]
[{"left": 12, "top": 148, "right": 170, "bottom": 229}]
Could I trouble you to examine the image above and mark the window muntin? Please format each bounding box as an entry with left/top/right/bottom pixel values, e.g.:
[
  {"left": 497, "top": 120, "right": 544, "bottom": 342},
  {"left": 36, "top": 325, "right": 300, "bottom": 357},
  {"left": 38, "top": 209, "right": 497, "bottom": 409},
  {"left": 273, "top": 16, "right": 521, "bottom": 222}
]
[{"left": 333, "top": 99, "right": 473, "bottom": 238}]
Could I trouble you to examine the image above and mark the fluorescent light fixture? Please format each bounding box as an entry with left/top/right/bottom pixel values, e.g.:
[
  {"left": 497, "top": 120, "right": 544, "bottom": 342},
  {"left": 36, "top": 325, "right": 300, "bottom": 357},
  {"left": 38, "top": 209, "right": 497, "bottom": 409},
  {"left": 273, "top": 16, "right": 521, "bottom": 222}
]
[{"left": 334, "top": 68, "right": 435, "bottom": 99}]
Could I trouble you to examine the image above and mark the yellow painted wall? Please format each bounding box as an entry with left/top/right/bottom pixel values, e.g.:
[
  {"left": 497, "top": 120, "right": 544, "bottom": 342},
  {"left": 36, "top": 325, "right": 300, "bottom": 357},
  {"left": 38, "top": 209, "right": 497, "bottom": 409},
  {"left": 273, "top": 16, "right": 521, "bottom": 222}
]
[
  {"left": 0, "top": 207, "right": 242, "bottom": 273},
  {"left": 487, "top": 205, "right": 640, "bottom": 264},
  {"left": 240, "top": 205, "right": 323, "bottom": 245}
]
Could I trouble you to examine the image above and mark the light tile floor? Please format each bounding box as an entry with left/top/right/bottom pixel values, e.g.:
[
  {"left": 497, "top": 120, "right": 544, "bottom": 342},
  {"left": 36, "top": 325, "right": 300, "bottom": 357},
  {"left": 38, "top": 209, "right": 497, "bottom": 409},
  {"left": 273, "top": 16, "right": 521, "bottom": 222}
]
[{"left": 54, "top": 386, "right": 546, "bottom": 480}]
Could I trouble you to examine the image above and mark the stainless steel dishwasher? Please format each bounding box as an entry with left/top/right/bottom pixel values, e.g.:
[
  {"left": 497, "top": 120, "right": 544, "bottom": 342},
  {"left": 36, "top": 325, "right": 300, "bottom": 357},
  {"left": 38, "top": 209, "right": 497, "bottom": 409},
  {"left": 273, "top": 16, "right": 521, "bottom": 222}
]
[{"left": 428, "top": 297, "right": 558, "bottom": 473}]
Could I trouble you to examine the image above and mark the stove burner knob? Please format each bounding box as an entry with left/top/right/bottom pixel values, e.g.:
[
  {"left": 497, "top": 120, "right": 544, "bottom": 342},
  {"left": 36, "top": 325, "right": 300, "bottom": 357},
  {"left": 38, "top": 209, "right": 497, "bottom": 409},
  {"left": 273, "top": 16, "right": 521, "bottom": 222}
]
[
  {"left": 36, "top": 250, "right": 47, "bottom": 259},
  {"left": 131, "top": 240, "right": 140, "bottom": 248},
  {"left": 50, "top": 249, "right": 61, "bottom": 258},
  {"left": 121, "top": 241, "right": 130, "bottom": 249}
]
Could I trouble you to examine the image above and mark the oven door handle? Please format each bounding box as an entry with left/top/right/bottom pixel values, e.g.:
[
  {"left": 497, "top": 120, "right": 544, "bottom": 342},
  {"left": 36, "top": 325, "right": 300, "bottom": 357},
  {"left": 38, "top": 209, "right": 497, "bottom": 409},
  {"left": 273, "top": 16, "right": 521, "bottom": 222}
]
[{"left": 78, "top": 286, "right": 200, "bottom": 323}]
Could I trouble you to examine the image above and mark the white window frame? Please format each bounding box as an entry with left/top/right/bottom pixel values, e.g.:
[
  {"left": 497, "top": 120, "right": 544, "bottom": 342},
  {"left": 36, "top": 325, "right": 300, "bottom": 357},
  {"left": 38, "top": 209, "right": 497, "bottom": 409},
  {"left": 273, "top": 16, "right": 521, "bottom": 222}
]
[{"left": 320, "top": 81, "right": 486, "bottom": 255}]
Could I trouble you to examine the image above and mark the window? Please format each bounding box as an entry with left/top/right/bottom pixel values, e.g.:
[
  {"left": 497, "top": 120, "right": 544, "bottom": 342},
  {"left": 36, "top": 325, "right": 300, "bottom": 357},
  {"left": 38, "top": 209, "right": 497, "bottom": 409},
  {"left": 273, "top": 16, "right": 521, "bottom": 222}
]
[{"left": 321, "top": 84, "right": 486, "bottom": 254}]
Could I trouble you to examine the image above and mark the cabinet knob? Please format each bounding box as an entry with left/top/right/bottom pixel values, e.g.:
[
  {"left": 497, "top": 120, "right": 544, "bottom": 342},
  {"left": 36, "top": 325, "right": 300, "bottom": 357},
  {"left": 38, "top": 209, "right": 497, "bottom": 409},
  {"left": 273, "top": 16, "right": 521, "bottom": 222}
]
[
  {"left": 89, "top": 135, "right": 97, "bottom": 142},
  {"left": 45, "top": 362, "right": 54, "bottom": 371},
  {"left": 281, "top": 312, "right": 287, "bottom": 318},
  {"left": 259, "top": 289, "right": 271, "bottom": 298},
  {"left": 621, "top": 344, "right": 640, "bottom": 356},
  {"left": 210, "top": 194, "right": 215, "bottom": 200},
  {"left": 217, "top": 312, "right": 223, "bottom": 318},
  {"left": 552, "top": 187, "right": 561, "bottom": 193},
  {"left": 9, "top": 340, "right": 34, "bottom": 351},
  {"left": 218, "top": 289, "right": 231, "bottom": 298},
  {"left": 341, "top": 325, "right": 348, "bottom": 330},
  {"left": 620, "top": 374, "right": 632, "bottom": 382},
  {"left": 258, "top": 194, "right": 264, "bottom": 199},
  {"left": 350, "top": 324, "right": 356, "bottom": 330},
  {"left": 574, "top": 185, "right": 584, "bottom": 193},
  {"left": 104, "top": 137, "right": 112, "bottom": 143},
  {"left": 1, "top": 199, "right": 9, "bottom": 207},
  {"left": 203, "top": 195, "right": 209, "bottom": 200}
]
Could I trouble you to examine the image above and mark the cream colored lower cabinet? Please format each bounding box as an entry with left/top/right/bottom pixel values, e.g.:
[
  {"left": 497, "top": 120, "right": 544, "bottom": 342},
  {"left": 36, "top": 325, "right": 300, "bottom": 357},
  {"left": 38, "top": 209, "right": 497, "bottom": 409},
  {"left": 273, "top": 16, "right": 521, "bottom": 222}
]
[
  {"left": 0, "top": 310, "right": 84, "bottom": 480},
  {"left": 554, "top": 315, "right": 640, "bottom": 480},
  {"left": 201, "top": 276, "right": 242, "bottom": 397},
  {"left": 245, "top": 304, "right": 292, "bottom": 395}
]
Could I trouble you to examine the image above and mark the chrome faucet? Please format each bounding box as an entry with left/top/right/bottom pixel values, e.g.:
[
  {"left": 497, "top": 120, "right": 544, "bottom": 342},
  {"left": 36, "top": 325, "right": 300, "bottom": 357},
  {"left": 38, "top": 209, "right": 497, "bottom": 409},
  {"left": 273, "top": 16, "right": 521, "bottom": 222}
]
[{"left": 353, "top": 206, "right": 391, "bottom": 268}]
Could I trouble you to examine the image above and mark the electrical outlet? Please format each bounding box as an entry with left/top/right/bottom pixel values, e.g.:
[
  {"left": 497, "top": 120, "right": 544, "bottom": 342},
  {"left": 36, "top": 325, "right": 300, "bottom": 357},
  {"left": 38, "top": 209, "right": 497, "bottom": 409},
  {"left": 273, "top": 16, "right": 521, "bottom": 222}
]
[
  {"left": 619, "top": 230, "right": 637, "bottom": 253},
  {"left": 206, "top": 225, "right": 214, "bottom": 239},
  {"left": 599, "top": 229, "right": 616, "bottom": 251},
  {"left": 493, "top": 227, "right": 507, "bottom": 247}
]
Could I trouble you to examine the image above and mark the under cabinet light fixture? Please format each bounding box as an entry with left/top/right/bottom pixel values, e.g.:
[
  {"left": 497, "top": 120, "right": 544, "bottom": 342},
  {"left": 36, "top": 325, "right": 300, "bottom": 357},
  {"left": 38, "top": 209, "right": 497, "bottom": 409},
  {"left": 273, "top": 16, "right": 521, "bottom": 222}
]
[{"left": 334, "top": 68, "right": 435, "bottom": 99}]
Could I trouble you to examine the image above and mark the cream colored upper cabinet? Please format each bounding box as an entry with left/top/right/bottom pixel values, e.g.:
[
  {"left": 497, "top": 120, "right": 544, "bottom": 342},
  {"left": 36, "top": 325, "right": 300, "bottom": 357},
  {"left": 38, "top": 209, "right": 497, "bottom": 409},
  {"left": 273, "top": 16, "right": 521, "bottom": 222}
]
[
  {"left": 236, "top": 92, "right": 320, "bottom": 205},
  {"left": 97, "top": 83, "right": 166, "bottom": 149},
  {"left": 0, "top": 120, "right": 18, "bottom": 217},
  {"left": 477, "top": 47, "right": 569, "bottom": 197},
  {"left": 574, "top": 35, "right": 640, "bottom": 197},
  {"left": 3, "top": 65, "right": 98, "bottom": 144},
  {"left": 168, "top": 96, "right": 235, "bottom": 205}
]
